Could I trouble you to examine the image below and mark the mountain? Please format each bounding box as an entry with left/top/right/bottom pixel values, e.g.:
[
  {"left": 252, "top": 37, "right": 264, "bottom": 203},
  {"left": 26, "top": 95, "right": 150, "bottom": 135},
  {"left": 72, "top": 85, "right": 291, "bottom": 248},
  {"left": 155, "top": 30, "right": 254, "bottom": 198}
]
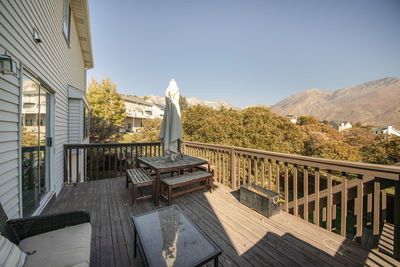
[
  {"left": 144, "top": 95, "right": 238, "bottom": 110},
  {"left": 270, "top": 77, "right": 400, "bottom": 128}
]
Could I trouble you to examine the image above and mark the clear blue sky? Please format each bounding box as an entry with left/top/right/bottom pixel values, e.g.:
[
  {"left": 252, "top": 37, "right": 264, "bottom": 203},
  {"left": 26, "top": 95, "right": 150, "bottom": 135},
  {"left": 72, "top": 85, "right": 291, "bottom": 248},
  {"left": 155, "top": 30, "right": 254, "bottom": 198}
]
[{"left": 87, "top": 0, "right": 400, "bottom": 108}]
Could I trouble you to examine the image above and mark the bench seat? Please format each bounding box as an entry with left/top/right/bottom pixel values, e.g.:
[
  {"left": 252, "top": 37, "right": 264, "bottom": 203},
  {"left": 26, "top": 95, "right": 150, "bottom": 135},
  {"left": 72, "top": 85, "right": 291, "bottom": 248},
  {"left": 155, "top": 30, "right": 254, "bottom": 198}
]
[
  {"left": 161, "top": 170, "right": 213, "bottom": 205},
  {"left": 126, "top": 168, "right": 155, "bottom": 206}
]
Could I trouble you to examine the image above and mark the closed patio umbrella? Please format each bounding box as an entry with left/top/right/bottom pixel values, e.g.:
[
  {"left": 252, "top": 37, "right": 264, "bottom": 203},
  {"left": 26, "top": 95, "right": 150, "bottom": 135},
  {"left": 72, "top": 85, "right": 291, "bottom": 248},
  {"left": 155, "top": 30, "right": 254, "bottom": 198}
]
[{"left": 160, "top": 79, "right": 183, "bottom": 161}]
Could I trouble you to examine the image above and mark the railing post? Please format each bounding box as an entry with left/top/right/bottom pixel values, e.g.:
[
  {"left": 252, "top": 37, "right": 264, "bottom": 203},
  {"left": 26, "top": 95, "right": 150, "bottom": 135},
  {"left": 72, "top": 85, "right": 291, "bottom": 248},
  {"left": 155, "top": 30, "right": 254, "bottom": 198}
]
[
  {"left": 394, "top": 180, "right": 400, "bottom": 260},
  {"left": 230, "top": 148, "right": 236, "bottom": 190}
]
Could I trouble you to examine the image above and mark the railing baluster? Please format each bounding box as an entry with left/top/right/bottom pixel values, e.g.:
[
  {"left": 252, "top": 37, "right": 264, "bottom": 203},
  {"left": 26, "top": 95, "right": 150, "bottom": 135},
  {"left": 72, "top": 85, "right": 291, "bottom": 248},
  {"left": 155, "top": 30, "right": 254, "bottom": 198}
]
[
  {"left": 69, "top": 147, "right": 72, "bottom": 183},
  {"left": 103, "top": 147, "right": 106, "bottom": 180},
  {"left": 248, "top": 156, "right": 252, "bottom": 184},
  {"left": 243, "top": 155, "right": 246, "bottom": 184},
  {"left": 114, "top": 147, "right": 117, "bottom": 176},
  {"left": 90, "top": 148, "right": 93, "bottom": 181},
  {"left": 293, "top": 164, "right": 298, "bottom": 216},
  {"left": 120, "top": 147, "right": 123, "bottom": 175},
  {"left": 382, "top": 189, "right": 387, "bottom": 223},
  {"left": 284, "top": 162, "right": 289, "bottom": 212},
  {"left": 341, "top": 172, "right": 347, "bottom": 237},
  {"left": 109, "top": 148, "right": 111, "bottom": 178},
  {"left": 222, "top": 152, "right": 226, "bottom": 185},
  {"left": 261, "top": 158, "right": 265, "bottom": 188},
  {"left": 367, "top": 192, "right": 373, "bottom": 228},
  {"left": 314, "top": 168, "right": 320, "bottom": 226},
  {"left": 237, "top": 154, "right": 241, "bottom": 188},
  {"left": 218, "top": 150, "right": 222, "bottom": 183},
  {"left": 268, "top": 159, "right": 272, "bottom": 190},
  {"left": 304, "top": 166, "right": 309, "bottom": 221},
  {"left": 96, "top": 147, "right": 99, "bottom": 179},
  {"left": 254, "top": 157, "right": 258, "bottom": 186},
  {"left": 355, "top": 176, "right": 363, "bottom": 242},
  {"left": 76, "top": 148, "right": 79, "bottom": 183},
  {"left": 373, "top": 178, "right": 380, "bottom": 246},
  {"left": 231, "top": 149, "right": 236, "bottom": 190},
  {"left": 332, "top": 204, "right": 337, "bottom": 232},
  {"left": 135, "top": 146, "right": 138, "bottom": 167},
  {"left": 276, "top": 161, "right": 280, "bottom": 194},
  {"left": 327, "top": 170, "right": 333, "bottom": 231}
]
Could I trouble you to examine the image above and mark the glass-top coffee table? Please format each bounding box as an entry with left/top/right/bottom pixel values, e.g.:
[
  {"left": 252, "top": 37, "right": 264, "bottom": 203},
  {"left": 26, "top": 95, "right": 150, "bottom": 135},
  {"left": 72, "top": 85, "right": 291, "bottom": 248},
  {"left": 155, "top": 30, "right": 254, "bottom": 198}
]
[{"left": 132, "top": 205, "right": 222, "bottom": 267}]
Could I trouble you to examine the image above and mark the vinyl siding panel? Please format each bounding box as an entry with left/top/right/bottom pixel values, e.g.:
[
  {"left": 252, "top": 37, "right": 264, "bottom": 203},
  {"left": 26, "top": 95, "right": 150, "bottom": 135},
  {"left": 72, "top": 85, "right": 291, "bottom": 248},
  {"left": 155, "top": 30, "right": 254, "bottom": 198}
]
[
  {"left": 68, "top": 99, "right": 83, "bottom": 143},
  {"left": 0, "top": 0, "right": 87, "bottom": 217},
  {"left": 0, "top": 72, "right": 20, "bottom": 219}
]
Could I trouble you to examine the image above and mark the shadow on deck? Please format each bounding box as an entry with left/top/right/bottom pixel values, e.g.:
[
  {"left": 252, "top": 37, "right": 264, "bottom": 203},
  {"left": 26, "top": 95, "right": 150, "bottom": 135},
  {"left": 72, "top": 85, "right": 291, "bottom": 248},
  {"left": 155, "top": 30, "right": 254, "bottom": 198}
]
[{"left": 43, "top": 177, "right": 399, "bottom": 267}]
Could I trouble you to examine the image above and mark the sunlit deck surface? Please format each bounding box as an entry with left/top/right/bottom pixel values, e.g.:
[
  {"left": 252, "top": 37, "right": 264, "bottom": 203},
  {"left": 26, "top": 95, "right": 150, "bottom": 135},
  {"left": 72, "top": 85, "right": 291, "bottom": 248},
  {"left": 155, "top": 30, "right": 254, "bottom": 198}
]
[{"left": 43, "top": 177, "right": 399, "bottom": 267}]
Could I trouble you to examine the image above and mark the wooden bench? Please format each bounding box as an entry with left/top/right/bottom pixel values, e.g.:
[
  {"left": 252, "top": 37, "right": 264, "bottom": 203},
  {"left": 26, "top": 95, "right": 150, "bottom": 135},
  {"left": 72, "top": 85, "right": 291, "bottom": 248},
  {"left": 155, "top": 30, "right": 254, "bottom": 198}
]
[
  {"left": 126, "top": 168, "right": 156, "bottom": 206},
  {"left": 161, "top": 170, "right": 214, "bottom": 205}
]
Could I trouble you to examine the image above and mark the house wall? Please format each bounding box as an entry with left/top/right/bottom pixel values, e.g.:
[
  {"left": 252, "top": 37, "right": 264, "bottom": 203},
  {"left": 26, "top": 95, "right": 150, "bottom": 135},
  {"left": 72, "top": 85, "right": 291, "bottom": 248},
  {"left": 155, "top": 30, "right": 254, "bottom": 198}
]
[
  {"left": 0, "top": 1, "right": 86, "bottom": 218},
  {"left": 68, "top": 99, "right": 83, "bottom": 143}
]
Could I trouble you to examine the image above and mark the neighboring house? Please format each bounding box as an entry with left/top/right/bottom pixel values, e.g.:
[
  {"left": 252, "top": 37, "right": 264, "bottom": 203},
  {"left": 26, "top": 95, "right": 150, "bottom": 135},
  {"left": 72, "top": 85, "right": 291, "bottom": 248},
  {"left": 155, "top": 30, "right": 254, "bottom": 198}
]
[
  {"left": 285, "top": 115, "right": 297, "bottom": 124},
  {"left": 0, "top": 0, "right": 93, "bottom": 218},
  {"left": 152, "top": 103, "right": 165, "bottom": 120},
  {"left": 328, "top": 121, "right": 353, "bottom": 132},
  {"left": 121, "top": 94, "right": 154, "bottom": 132},
  {"left": 372, "top": 126, "right": 400, "bottom": 137}
]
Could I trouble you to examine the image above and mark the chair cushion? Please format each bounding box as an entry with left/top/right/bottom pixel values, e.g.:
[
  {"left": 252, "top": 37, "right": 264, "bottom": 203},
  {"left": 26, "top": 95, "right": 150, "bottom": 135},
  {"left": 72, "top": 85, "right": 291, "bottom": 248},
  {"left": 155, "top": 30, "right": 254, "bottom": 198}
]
[
  {"left": 0, "top": 234, "right": 26, "bottom": 267},
  {"left": 18, "top": 223, "right": 91, "bottom": 267}
]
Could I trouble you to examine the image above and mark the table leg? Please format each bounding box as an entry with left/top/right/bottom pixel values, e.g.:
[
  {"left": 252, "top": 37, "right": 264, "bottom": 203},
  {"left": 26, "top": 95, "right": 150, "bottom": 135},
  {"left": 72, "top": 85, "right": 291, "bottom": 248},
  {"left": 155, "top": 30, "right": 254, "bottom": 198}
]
[
  {"left": 214, "top": 256, "right": 218, "bottom": 267},
  {"left": 134, "top": 226, "right": 137, "bottom": 258},
  {"left": 156, "top": 171, "right": 161, "bottom": 206}
]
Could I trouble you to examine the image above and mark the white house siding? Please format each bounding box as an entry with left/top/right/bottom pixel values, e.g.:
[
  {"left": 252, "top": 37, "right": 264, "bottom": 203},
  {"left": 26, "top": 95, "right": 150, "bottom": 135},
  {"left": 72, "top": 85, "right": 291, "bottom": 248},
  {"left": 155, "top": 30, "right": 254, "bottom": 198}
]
[
  {"left": 0, "top": 72, "right": 20, "bottom": 219},
  {"left": 68, "top": 99, "right": 83, "bottom": 143},
  {"left": 0, "top": 1, "right": 87, "bottom": 217}
]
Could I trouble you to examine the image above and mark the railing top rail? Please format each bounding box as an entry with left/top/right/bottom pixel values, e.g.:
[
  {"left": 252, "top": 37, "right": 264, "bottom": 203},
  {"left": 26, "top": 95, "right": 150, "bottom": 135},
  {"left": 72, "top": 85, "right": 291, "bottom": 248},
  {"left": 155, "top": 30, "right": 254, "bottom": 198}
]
[
  {"left": 184, "top": 141, "right": 400, "bottom": 180},
  {"left": 64, "top": 142, "right": 161, "bottom": 149}
]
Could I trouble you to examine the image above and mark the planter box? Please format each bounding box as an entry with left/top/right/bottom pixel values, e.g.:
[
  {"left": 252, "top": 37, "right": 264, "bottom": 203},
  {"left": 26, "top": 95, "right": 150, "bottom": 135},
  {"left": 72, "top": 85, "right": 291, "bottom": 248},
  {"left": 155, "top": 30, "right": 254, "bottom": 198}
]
[{"left": 240, "top": 183, "right": 280, "bottom": 218}]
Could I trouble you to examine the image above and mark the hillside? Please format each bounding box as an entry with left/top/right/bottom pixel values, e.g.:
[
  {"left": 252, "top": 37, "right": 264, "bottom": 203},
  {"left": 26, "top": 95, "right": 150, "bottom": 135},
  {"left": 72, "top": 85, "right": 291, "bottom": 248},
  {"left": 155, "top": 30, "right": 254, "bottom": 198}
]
[
  {"left": 144, "top": 95, "right": 237, "bottom": 110},
  {"left": 270, "top": 77, "right": 400, "bottom": 128}
]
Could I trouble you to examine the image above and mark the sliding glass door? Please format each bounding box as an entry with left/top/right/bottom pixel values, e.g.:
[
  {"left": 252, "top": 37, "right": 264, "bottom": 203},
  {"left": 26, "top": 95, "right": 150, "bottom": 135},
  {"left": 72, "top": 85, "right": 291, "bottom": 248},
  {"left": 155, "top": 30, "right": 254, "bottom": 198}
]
[{"left": 21, "top": 74, "right": 51, "bottom": 216}]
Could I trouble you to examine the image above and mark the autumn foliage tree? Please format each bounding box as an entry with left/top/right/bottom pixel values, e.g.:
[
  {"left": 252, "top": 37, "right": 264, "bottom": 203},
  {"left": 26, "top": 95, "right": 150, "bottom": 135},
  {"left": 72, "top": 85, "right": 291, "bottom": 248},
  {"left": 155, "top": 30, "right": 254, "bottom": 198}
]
[{"left": 87, "top": 77, "right": 126, "bottom": 142}]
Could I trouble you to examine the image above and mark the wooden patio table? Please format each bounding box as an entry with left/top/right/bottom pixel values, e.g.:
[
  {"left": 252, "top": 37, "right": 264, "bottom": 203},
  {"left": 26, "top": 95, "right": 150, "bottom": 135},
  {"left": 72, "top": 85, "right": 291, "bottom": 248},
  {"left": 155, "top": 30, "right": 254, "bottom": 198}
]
[{"left": 137, "top": 154, "right": 210, "bottom": 206}]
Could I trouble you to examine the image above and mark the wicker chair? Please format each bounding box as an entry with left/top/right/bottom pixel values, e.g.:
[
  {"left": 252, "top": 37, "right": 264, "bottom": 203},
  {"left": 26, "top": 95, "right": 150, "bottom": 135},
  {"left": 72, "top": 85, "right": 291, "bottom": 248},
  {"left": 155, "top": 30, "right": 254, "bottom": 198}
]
[{"left": 0, "top": 203, "right": 91, "bottom": 266}]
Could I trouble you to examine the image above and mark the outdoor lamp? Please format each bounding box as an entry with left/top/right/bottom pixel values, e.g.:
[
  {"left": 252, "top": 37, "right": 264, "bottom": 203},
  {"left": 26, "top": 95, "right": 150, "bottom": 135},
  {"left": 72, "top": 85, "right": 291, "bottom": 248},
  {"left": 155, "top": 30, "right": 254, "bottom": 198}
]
[{"left": 0, "top": 53, "right": 17, "bottom": 75}]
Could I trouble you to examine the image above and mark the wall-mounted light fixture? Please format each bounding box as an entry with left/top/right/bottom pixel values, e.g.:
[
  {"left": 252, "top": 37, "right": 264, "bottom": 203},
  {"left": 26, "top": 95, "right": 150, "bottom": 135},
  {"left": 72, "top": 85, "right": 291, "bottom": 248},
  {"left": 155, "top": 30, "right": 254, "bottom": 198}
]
[
  {"left": 0, "top": 53, "right": 17, "bottom": 76},
  {"left": 33, "top": 28, "right": 42, "bottom": 43}
]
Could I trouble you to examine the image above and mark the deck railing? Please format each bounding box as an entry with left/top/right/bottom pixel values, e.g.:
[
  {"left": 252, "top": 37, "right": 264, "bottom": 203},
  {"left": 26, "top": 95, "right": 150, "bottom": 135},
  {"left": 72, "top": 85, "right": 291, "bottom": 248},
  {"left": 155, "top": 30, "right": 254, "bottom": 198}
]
[
  {"left": 183, "top": 141, "right": 400, "bottom": 259},
  {"left": 63, "top": 142, "right": 162, "bottom": 183}
]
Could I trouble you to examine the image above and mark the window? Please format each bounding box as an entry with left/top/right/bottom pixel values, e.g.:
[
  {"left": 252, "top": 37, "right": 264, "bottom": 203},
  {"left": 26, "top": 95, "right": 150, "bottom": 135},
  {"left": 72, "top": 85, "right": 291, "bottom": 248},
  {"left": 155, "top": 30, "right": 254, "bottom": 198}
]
[{"left": 63, "top": 0, "right": 71, "bottom": 44}]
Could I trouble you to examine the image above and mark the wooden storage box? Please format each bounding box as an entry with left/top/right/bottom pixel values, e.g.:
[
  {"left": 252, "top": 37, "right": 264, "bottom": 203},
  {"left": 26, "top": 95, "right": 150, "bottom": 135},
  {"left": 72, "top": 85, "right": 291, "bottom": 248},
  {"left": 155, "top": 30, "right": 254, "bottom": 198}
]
[{"left": 240, "top": 183, "right": 280, "bottom": 218}]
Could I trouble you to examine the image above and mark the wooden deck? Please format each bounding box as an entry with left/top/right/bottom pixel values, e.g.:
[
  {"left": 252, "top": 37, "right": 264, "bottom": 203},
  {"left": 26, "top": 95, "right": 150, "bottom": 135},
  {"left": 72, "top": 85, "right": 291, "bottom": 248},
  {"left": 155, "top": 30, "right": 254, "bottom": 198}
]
[{"left": 43, "top": 177, "right": 399, "bottom": 267}]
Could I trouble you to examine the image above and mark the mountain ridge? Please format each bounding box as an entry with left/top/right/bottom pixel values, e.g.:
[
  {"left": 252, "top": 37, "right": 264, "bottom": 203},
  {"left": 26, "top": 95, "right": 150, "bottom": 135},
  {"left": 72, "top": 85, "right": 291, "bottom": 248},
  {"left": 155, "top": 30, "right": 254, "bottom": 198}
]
[
  {"left": 144, "top": 94, "right": 238, "bottom": 110},
  {"left": 270, "top": 77, "right": 400, "bottom": 128}
]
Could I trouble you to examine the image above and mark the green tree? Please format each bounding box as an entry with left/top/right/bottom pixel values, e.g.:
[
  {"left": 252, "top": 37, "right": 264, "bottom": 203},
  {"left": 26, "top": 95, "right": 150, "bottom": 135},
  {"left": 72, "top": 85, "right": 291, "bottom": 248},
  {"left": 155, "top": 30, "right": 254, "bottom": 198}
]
[
  {"left": 179, "top": 95, "right": 188, "bottom": 112},
  {"left": 123, "top": 119, "right": 162, "bottom": 143},
  {"left": 87, "top": 77, "right": 126, "bottom": 126},
  {"left": 87, "top": 77, "right": 127, "bottom": 142}
]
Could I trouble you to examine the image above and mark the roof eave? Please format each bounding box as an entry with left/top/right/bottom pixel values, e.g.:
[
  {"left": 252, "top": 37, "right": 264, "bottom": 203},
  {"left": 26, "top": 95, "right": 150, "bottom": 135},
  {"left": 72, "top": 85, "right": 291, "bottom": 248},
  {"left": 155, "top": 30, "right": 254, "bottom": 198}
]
[{"left": 71, "top": 0, "right": 94, "bottom": 69}]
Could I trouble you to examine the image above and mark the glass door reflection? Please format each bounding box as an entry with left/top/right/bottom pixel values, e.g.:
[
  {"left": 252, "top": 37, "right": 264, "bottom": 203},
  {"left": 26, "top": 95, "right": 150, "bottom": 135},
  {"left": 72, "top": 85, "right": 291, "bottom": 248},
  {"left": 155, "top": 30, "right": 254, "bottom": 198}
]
[{"left": 21, "top": 74, "right": 51, "bottom": 216}]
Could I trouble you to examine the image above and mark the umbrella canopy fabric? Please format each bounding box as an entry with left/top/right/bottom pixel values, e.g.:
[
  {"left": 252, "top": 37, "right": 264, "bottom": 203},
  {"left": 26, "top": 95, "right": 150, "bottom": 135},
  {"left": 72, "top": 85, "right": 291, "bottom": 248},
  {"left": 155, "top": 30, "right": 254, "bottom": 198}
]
[{"left": 160, "top": 79, "right": 183, "bottom": 161}]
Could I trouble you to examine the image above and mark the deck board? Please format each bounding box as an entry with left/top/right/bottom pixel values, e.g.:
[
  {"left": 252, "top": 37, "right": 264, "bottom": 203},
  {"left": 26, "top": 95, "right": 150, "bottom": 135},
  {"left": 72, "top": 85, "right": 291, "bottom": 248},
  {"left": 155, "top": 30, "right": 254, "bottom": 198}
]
[{"left": 44, "top": 177, "right": 399, "bottom": 267}]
